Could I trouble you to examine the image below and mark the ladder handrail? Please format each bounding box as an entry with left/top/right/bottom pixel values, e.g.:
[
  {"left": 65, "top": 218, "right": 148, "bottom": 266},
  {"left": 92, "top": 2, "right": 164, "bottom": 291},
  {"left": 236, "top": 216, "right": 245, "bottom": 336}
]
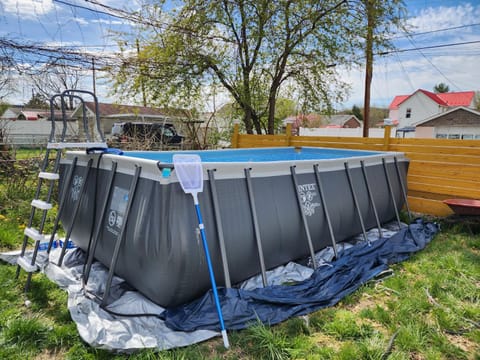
[
  {"left": 48, "top": 89, "right": 106, "bottom": 145},
  {"left": 62, "top": 89, "right": 106, "bottom": 143}
]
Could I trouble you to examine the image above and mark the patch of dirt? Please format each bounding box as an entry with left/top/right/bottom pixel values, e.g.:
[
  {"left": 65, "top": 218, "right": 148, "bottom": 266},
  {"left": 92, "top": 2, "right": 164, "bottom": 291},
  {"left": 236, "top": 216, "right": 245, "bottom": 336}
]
[
  {"left": 34, "top": 349, "right": 67, "bottom": 360},
  {"left": 444, "top": 333, "right": 479, "bottom": 359}
]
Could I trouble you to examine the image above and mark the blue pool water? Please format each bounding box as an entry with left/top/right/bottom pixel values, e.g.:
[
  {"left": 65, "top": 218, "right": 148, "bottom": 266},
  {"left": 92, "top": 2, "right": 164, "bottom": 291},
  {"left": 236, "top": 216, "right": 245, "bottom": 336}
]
[{"left": 124, "top": 147, "right": 382, "bottom": 163}]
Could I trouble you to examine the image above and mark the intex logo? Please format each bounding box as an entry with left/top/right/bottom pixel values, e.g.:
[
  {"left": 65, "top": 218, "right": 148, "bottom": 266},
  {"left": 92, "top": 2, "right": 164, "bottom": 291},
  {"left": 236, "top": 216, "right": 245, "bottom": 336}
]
[
  {"left": 297, "top": 183, "right": 320, "bottom": 216},
  {"left": 70, "top": 175, "right": 83, "bottom": 202}
]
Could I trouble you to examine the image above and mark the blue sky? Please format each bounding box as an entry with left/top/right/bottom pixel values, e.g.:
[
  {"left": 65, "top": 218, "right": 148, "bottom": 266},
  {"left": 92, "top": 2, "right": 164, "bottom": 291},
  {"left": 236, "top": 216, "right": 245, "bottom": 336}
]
[{"left": 0, "top": 0, "right": 479, "bottom": 109}]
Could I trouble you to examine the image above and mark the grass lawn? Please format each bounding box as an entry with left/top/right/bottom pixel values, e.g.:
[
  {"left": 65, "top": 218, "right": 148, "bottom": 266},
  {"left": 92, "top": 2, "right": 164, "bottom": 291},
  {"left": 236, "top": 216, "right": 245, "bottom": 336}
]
[{"left": 0, "top": 149, "right": 478, "bottom": 359}]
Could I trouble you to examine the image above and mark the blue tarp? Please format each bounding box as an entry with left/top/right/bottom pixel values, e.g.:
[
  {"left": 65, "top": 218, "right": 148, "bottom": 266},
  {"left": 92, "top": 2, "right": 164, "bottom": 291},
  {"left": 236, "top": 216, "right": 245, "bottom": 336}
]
[{"left": 163, "top": 219, "right": 439, "bottom": 332}]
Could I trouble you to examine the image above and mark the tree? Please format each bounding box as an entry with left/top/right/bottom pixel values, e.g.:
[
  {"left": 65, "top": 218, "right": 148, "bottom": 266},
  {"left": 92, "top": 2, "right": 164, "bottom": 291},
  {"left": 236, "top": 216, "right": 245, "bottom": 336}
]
[
  {"left": 28, "top": 61, "right": 83, "bottom": 110},
  {"left": 25, "top": 92, "right": 49, "bottom": 109},
  {"left": 112, "top": 0, "right": 405, "bottom": 134},
  {"left": 360, "top": 0, "right": 406, "bottom": 136},
  {"left": 433, "top": 83, "right": 450, "bottom": 93},
  {"left": 351, "top": 105, "right": 363, "bottom": 120},
  {"left": 0, "top": 57, "right": 14, "bottom": 101}
]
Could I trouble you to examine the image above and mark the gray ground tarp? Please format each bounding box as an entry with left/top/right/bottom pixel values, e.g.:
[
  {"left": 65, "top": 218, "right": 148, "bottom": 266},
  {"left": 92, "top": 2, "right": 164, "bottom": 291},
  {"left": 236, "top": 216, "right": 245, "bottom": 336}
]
[{"left": 0, "top": 219, "right": 438, "bottom": 352}]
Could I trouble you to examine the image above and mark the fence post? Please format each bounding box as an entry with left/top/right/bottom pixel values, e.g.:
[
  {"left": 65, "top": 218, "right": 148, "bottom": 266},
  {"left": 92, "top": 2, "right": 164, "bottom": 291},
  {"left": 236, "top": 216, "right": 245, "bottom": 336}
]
[
  {"left": 383, "top": 125, "right": 391, "bottom": 151},
  {"left": 285, "top": 123, "right": 292, "bottom": 146},
  {"left": 231, "top": 121, "right": 240, "bottom": 148}
]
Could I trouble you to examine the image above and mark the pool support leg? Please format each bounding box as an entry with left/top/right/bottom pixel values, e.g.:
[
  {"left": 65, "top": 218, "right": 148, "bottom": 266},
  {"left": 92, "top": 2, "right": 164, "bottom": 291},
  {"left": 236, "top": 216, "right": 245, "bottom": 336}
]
[
  {"left": 101, "top": 165, "right": 141, "bottom": 307},
  {"left": 382, "top": 158, "right": 402, "bottom": 230},
  {"left": 83, "top": 161, "right": 118, "bottom": 286},
  {"left": 344, "top": 162, "right": 369, "bottom": 244},
  {"left": 360, "top": 160, "right": 383, "bottom": 239},
  {"left": 394, "top": 156, "right": 412, "bottom": 222},
  {"left": 313, "top": 164, "right": 338, "bottom": 259},
  {"left": 244, "top": 167, "right": 268, "bottom": 287},
  {"left": 207, "top": 169, "right": 232, "bottom": 288},
  {"left": 57, "top": 158, "right": 94, "bottom": 267}
]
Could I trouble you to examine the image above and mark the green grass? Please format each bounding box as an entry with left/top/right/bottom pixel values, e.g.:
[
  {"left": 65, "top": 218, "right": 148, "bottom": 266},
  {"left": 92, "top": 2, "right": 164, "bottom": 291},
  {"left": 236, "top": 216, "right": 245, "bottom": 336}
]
[{"left": 0, "top": 148, "right": 479, "bottom": 359}]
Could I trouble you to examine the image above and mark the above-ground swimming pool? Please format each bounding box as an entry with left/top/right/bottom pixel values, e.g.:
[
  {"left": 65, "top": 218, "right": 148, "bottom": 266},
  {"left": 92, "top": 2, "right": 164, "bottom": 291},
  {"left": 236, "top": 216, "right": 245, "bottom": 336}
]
[{"left": 58, "top": 146, "right": 409, "bottom": 307}]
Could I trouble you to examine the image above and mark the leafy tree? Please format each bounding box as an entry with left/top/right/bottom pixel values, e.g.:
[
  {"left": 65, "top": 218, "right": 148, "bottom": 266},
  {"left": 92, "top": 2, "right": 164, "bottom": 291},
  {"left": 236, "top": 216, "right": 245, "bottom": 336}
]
[
  {"left": 112, "top": 0, "right": 405, "bottom": 134},
  {"left": 25, "top": 93, "right": 49, "bottom": 109},
  {"left": 351, "top": 105, "right": 363, "bottom": 120},
  {"left": 433, "top": 82, "right": 450, "bottom": 93}
]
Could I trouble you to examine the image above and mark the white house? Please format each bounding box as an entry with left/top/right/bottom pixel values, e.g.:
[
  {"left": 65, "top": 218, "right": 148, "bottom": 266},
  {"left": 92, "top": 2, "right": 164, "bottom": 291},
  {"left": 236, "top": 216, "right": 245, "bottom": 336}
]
[
  {"left": 388, "top": 89, "right": 476, "bottom": 128},
  {"left": 414, "top": 106, "right": 480, "bottom": 140}
]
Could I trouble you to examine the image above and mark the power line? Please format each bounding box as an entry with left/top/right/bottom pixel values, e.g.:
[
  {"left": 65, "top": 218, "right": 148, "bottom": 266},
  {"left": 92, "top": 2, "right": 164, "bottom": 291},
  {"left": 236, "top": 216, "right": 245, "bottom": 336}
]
[
  {"left": 378, "top": 40, "right": 480, "bottom": 55},
  {"left": 391, "top": 22, "right": 480, "bottom": 39}
]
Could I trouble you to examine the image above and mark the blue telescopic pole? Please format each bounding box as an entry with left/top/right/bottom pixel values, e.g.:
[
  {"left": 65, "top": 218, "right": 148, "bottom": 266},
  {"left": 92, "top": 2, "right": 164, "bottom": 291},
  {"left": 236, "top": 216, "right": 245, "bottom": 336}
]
[{"left": 193, "top": 197, "right": 229, "bottom": 348}]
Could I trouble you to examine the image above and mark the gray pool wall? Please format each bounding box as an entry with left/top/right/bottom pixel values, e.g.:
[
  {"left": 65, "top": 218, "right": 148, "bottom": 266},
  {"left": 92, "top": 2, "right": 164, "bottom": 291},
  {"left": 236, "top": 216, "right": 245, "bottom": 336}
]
[{"left": 58, "top": 147, "right": 409, "bottom": 307}]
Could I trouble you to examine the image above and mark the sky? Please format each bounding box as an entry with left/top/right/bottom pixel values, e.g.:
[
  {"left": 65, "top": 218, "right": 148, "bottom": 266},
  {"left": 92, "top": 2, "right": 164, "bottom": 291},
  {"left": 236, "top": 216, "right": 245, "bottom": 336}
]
[{"left": 0, "top": 0, "right": 479, "bottom": 110}]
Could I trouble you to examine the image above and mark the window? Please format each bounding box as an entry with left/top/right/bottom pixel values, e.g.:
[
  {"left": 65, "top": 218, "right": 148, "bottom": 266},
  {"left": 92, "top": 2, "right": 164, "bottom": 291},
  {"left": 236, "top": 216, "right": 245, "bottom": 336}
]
[
  {"left": 448, "top": 134, "right": 460, "bottom": 139},
  {"left": 406, "top": 108, "right": 412, "bottom": 118},
  {"left": 461, "top": 134, "right": 474, "bottom": 140}
]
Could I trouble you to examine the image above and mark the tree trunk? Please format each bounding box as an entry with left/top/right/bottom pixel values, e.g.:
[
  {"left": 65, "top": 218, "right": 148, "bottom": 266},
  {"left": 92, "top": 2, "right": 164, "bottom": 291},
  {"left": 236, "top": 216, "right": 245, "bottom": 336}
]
[
  {"left": 363, "top": 0, "right": 374, "bottom": 138},
  {"left": 267, "top": 93, "right": 276, "bottom": 135}
]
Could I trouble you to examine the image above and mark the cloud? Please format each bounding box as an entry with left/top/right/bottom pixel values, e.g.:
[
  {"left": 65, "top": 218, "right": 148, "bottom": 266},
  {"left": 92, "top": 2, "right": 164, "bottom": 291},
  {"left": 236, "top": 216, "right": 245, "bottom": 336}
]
[
  {"left": 91, "top": 19, "right": 124, "bottom": 26},
  {"left": 407, "top": 3, "right": 480, "bottom": 34},
  {"left": 1, "top": 0, "right": 54, "bottom": 18},
  {"left": 72, "top": 16, "right": 89, "bottom": 26}
]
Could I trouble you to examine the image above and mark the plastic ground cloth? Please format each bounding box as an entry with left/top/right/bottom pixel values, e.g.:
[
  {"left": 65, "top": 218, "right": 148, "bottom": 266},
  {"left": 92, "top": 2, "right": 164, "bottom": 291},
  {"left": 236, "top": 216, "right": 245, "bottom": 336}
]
[
  {"left": 1, "top": 218, "right": 438, "bottom": 352},
  {"left": 163, "top": 219, "right": 439, "bottom": 331}
]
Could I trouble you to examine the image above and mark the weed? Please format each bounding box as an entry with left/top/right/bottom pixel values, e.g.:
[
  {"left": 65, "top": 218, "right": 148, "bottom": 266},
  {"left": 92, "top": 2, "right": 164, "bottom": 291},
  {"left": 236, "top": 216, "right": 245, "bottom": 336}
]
[
  {"left": 309, "top": 308, "right": 336, "bottom": 331},
  {"left": 323, "top": 310, "right": 374, "bottom": 340},
  {"left": 282, "top": 316, "right": 310, "bottom": 337},
  {"left": 1, "top": 315, "right": 50, "bottom": 352},
  {"left": 237, "top": 322, "right": 291, "bottom": 360}
]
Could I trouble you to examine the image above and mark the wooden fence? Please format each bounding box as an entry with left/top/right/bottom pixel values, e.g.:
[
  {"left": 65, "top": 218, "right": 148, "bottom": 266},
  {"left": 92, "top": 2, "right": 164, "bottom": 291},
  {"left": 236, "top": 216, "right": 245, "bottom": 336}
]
[{"left": 231, "top": 124, "right": 480, "bottom": 216}]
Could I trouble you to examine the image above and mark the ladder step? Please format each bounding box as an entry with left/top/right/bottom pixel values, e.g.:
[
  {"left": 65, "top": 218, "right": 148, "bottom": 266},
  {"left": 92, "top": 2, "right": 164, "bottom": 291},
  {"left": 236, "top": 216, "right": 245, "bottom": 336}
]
[
  {"left": 31, "top": 199, "right": 52, "bottom": 210},
  {"left": 47, "top": 142, "right": 108, "bottom": 149},
  {"left": 39, "top": 172, "right": 60, "bottom": 180},
  {"left": 17, "top": 256, "right": 38, "bottom": 273},
  {"left": 24, "top": 227, "right": 45, "bottom": 242}
]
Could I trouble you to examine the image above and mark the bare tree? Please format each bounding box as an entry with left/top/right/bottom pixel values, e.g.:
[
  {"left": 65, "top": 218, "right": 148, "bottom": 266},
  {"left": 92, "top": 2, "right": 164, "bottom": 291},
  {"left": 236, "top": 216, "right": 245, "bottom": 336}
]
[
  {"left": 29, "top": 61, "right": 82, "bottom": 109},
  {"left": 0, "top": 56, "right": 15, "bottom": 101}
]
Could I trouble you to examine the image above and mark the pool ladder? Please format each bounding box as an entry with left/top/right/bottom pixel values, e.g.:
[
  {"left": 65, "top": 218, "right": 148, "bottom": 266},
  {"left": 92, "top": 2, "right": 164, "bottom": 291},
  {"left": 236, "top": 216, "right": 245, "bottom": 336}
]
[{"left": 15, "top": 90, "right": 107, "bottom": 292}]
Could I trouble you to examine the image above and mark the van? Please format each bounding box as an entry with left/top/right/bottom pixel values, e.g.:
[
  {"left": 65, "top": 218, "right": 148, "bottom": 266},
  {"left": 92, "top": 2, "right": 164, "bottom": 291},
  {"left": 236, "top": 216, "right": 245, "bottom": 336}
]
[{"left": 111, "top": 122, "right": 184, "bottom": 145}]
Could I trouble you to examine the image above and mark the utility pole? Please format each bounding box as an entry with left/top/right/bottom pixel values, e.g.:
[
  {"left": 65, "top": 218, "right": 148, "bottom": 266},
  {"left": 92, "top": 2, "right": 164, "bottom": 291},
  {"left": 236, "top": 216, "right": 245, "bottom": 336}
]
[
  {"left": 92, "top": 58, "right": 96, "bottom": 96},
  {"left": 363, "top": 0, "right": 374, "bottom": 138},
  {"left": 136, "top": 39, "right": 147, "bottom": 107}
]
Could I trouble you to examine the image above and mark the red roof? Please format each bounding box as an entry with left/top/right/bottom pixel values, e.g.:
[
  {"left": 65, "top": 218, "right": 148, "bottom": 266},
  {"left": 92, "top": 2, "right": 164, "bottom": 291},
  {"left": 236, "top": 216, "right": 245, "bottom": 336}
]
[
  {"left": 437, "top": 91, "right": 475, "bottom": 106},
  {"left": 390, "top": 90, "right": 475, "bottom": 109},
  {"left": 417, "top": 89, "right": 448, "bottom": 106},
  {"left": 389, "top": 95, "right": 409, "bottom": 110}
]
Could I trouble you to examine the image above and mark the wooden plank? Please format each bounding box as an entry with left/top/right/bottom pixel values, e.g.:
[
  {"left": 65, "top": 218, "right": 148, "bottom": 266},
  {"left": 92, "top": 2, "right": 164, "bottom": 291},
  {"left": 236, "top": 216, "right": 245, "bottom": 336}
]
[
  {"left": 389, "top": 143, "right": 480, "bottom": 156},
  {"left": 408, "top": 161, "right": 480, "bottom": 181},
  {"left": 408, "top": 180, "right": 480, "bottom": 199},
  {"left": 408, "top": 195, "right": 454, "bottom": 217},
  {"left": 295, "top": 135, "right": 382, "bottom": 145},
  {"left": 408, "top": 174, "right": 480, "bottom": 192},
  {"left": 289, "top": 140, "right": 383, "bottom": 151},
  {"left": 405, "top": 152, "right": 480, "bottom": 165},
  {"left": 390, "top": 137, "right": 480, "bottom": 148}
]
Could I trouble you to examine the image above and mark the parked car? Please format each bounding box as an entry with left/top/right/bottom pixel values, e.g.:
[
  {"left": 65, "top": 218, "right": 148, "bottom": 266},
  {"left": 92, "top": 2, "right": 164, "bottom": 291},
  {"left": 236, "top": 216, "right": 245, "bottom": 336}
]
[{"left": 111, "top": 122, "right": 184, "bottom": 145}]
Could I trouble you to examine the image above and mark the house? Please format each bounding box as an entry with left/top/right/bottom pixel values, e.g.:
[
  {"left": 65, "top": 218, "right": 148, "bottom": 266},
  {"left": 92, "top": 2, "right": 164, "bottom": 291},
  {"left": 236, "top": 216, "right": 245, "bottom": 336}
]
[
  {"left": 285, "top": 113, "right": 362, "bottom": 134},
  {"left": 1, "top": 106, "right": 22, "bottom": 121},
  {"left": 413, "top": 107, "right": 480, "bottom": 139},
  {"left": 388, "top": 89, "right": 476, "bottom": 128},
  {"left": 323, "top": 114, "right": 362, "bottom": 128},
  {"left": 0, "top": 107, "right": 76, "bottom": 145}
]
